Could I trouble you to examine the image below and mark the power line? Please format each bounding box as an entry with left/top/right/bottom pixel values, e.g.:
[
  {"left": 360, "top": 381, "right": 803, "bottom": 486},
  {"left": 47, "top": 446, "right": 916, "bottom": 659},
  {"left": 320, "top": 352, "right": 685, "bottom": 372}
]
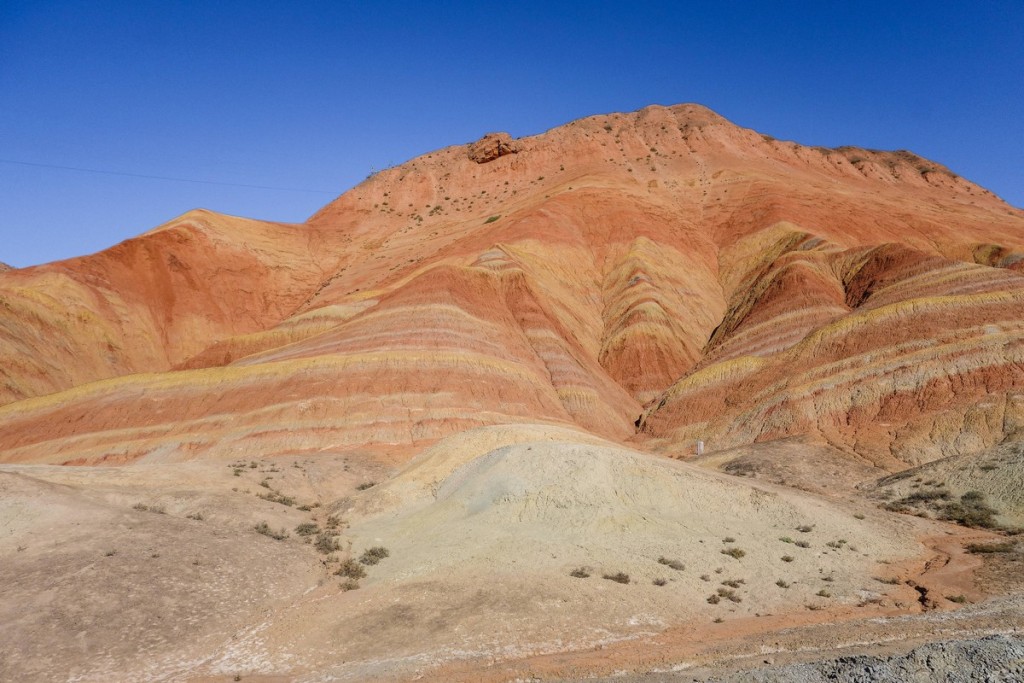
[{"left": 0, "top": 158, "right": 337, "bottom": 194}]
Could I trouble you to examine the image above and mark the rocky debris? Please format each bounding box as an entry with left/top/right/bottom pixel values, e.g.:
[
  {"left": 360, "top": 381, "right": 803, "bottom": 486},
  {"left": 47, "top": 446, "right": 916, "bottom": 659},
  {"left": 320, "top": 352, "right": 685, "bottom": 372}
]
[
  {"left": 467, "top": 132, "right": 520, "bottom": 163},
  {"left": 704, "top": 635, "right": 1024, "bottom": 683},
  {"left": 582, "top": 635, "right": 1024, "bottom": 682}
]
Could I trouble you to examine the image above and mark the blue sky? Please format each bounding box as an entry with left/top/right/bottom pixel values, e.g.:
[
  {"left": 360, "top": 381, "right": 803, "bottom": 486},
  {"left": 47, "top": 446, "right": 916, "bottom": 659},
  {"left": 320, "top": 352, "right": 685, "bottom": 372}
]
[{"left": 1, "top": 1, "right": 1022, "bottom": 267}]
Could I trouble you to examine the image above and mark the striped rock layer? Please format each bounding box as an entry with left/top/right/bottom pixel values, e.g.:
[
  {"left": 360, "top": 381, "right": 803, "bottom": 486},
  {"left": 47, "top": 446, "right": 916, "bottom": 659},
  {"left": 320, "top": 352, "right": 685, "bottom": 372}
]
[{"left": 1, "top": 104, "right": 1023, "bottom": 468}]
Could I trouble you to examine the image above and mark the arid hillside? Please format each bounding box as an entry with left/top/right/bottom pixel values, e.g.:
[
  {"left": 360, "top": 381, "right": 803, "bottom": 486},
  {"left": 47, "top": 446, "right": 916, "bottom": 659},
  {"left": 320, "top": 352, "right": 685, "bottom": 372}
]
[
  {"left": 2, "top": 104, "right": 1024, "bottom": 682},
  {"left": 2, "top": 104, "right": 1023, "bottom": 470}
]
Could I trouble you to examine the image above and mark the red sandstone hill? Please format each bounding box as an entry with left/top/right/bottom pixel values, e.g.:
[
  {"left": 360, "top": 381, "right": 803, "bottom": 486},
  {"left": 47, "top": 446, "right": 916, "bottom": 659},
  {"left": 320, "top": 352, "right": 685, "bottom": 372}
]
[{"left": 1, "top": 104, "right": 1023, "bottom": 468}]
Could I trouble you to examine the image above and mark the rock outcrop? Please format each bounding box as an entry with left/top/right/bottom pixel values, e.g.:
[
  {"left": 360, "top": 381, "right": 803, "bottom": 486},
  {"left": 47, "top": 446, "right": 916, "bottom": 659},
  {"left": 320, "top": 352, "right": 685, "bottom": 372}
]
[{"left": 467, "top": 132, "right": 520, "bottom": 163}]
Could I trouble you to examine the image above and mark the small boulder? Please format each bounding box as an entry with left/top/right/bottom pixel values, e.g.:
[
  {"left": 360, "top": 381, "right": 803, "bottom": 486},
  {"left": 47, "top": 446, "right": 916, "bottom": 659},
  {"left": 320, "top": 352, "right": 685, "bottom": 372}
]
[{"left": 468, "top": 132, "right": 520, "bottom": 164}]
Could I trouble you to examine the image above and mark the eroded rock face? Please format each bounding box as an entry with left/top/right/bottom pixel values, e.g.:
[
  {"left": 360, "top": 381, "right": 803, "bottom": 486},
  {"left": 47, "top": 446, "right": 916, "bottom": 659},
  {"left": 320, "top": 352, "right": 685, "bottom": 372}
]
[
  {"left": 467, "top": 132, "right": 520, "bottom": 163},
  {"left": 1, "top": 103, "right": 1023, "bottom": 468}
]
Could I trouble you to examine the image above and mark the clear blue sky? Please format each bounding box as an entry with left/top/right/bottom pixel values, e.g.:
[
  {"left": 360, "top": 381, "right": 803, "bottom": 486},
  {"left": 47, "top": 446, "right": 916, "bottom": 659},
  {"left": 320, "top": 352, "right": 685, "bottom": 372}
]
[{"left": 2, "top": 1, "right": 1022, "bottom": 268}]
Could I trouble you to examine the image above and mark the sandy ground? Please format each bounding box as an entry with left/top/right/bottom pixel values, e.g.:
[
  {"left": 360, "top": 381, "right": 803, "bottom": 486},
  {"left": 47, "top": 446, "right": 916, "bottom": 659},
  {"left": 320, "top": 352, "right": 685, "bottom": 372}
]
[{"left": 1, "top": 425, "right": 1020, "bottom": 681}]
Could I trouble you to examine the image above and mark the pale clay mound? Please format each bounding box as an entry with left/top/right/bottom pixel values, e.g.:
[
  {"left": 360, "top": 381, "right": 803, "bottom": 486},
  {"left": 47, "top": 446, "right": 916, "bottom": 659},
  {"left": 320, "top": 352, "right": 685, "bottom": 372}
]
[{"left": 303, "top": 428, "right": 923, "bottom": 672}]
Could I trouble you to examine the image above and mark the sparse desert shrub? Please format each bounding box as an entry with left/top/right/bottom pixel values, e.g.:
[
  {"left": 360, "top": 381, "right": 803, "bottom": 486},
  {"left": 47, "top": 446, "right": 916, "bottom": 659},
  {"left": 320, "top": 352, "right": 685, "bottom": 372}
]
[
  {"left": 816, "top": 589, "right": 832, "bottom": 598},
  {"left": 359, "top": 546, "right": 390, "bottom": 565},
  {"left": 781, "top": 555, "right": 794, "bottom": 563},
  {"left": 794, "top": 540, "right": 811, "bottom": 549},
  {"left": 254, "top": 521, "right": 288, "bottom": 540},
  {"left": 874, "top": 576, "right": 901, "bottom": 585},
  {"left": 796, "top": 525, "right": 814, "bottom": 533},
  {"left": 716, "top": 587, "right": 742, "bottom": 602},
  {"left": 335, "top": 559, "right": 367, "bottom": 579},
  {"left": 713, "top": 616, "right": 725, "bottom": 623},
  {"left": 104, "top": 549, "right": 117, "bottom": 557},
  {"left": 700, "top": 574, "right": 711, "bottom": 581},
  {"left": 779, "top": 536, "right": 794, "bottom": 544},
  {"left": 325, "top": 515, "right": 342, "bottom": 529},
  {"left": 776, "top": 579, "right": 790, "bottom": 588},
  {"left": 132, "top": 503, "right": 148, "bottom": 511},
  {"left": 721, "top": 547, "right": 746, "bottom": 559},
  {"left": 658, "top": 556, "right": 685, "bottom": 571},
  {"left": 721, "top": 579, "right": 742, "bottom": 588},
  {"left": 340, "top": 579, "right": 359, "bottom": 591},
  {"left": 295, "top": 522, "right": 319, "bottom": 536},
  {"left": 722, "top": 537, "right": 736, "bottom": 543},
  {"left": 484, "top": 215, "right": 501, "bottom": 224},
  {"left": 854, "top": 513, "right": 866, "bottom": 520},
  {"left": 901, "top": 489, "right": 951, "bottom": 504},
  {"left": 257, "top": 490, "right": 296, "bottom": 507},
  {"left": 186, "top": 512, "right": 204, "bottom": 521},
  {"left": 965, "top": 541, "right": 1015, "bottom": 554},
  {"left": 355, "top": 482, "right": 377, "bottom": 491},
  {"left": 315, "top": 532, "right": 341, "bottom": 554},
  {"left": 947, "top": 594, "right": 969, "bottom": 604},
  {"left": 706, "top": 594, "right": 720, "bottom": 604},
  {"left": 570, "top": 567, "right": 590, "bottom": 578},
  {"left": 941, "top": 492, "right": 999, "bottom": 529},
  {"left": 653, "top": 578, "right": 667, "bottom": 586},
  {"left": 603, "top": 572, "right": 630, "bottom": 584}
]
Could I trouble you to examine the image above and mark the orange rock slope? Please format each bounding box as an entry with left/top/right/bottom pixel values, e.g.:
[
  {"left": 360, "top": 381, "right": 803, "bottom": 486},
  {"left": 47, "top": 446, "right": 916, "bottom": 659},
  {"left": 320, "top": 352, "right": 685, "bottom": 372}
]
[{"left": 1, "top": 104, "right": 1022, "bottom": 467}]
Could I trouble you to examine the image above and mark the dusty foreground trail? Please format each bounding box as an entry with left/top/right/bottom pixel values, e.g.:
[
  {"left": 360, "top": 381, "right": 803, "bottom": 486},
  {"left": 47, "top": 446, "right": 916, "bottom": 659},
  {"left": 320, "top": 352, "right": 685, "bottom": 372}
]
[
  {"left": 431, "top": 532, "right": 1024, "bottom": 682},
  {"left": 1, "top": 426, "right": 1021, "bottom": 682}
]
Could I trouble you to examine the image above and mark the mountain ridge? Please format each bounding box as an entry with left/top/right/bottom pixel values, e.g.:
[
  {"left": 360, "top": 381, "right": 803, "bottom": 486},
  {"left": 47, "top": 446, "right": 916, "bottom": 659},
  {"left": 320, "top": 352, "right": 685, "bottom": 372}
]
[{"left": 1, "top": 103, "right": 1023, "bottom": 469}]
